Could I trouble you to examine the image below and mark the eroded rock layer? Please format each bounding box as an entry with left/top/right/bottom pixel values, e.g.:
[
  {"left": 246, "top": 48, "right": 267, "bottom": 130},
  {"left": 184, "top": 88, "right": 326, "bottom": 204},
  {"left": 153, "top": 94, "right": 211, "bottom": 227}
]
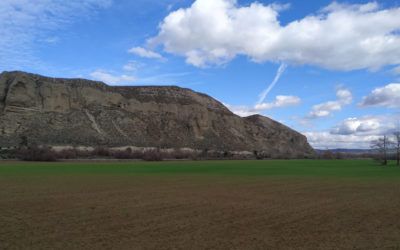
[{"left": 0, "top": 71, "right": 315, "bottom": 158}]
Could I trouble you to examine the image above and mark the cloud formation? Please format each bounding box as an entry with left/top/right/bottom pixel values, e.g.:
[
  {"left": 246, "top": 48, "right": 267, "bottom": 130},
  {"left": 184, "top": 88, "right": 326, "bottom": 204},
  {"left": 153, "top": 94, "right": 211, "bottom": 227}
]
[
  {"left": 304, "top": 131, "right": 380, "bottom": 149},
  {"left": 255, "top": 95, "right": 301, "bottom": 110},
  {"left": 331, "top": 117, "right": 381, "bottom": 135},
  {"left": 90, "top": 70, "right": 136, "bottom": 85},
  {"left": 123, "top": 61, "right": 141, "bottom": 72},
  {"left": 150, "top": 0, "right": 400, "bottom": 70},
  {"left": 0, "top": 0, "right": 112, "bottom": 70},
  {"left": 360, "top": 83, "right": 400, "bottom": 108},
  {"left": 304, "top": 114, "right": 399, "bottom": 149},
  {"left": 226, "top": 95, "right": 301, "bottom": 117},
  {"left": 258, "top": 63, "right": 287, "bottom": 104},
  {"left": 307, "top": 87, "right": 352, "bottom": 118},
  {"left": 392, "top": 66, "right": 400, "bottom": 75},
  {"left": 128, "top": 47, "right": 164, "bottom": 60}
]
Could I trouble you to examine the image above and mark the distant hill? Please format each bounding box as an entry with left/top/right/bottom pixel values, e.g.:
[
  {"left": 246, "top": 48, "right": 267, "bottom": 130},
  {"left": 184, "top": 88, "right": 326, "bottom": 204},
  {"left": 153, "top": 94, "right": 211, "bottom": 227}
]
[
  {"left": 315, "top": 149, "right": 375, "bottom": 155},
  {"left": 0, "top": 71, "right": 315, "bottom": 158}
]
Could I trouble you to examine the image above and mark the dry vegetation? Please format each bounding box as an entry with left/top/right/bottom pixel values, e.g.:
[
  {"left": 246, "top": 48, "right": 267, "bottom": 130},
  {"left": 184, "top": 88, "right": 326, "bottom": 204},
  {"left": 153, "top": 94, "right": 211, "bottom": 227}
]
[
  {"left": 1, "top": 146, "right": 258, "bottom": 161},
  {"left": 1, "top": 145, "right": 386, "bottom": 162}
]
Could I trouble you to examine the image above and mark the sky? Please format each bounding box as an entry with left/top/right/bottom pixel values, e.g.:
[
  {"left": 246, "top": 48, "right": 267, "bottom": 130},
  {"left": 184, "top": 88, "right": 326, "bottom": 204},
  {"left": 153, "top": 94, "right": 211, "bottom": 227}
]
[{"left": 1, "top": 0, "right": 400, "bottom": 149}]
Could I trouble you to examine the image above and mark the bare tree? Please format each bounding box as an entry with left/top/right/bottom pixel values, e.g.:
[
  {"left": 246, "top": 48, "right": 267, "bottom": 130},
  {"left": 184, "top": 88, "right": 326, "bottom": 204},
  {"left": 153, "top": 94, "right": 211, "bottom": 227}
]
[
  {"left": 371, "top": 135, "right": 392, "bottom": 166},
  {"left": 394, "top": 130, "right": 400, "bottom": 166}
]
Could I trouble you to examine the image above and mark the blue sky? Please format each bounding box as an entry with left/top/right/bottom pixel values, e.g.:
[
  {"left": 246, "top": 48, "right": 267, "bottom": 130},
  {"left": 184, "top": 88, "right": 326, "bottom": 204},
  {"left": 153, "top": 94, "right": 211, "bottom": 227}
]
[{"left": 1, "top": 0, "right": 400, "bottom": 149}]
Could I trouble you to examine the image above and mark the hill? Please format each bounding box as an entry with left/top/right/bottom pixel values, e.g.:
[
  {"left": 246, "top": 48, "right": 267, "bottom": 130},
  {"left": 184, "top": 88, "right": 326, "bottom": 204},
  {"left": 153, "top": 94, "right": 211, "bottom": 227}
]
[{"left": 0, "top": 71, "right": 314, "bottom": 158}]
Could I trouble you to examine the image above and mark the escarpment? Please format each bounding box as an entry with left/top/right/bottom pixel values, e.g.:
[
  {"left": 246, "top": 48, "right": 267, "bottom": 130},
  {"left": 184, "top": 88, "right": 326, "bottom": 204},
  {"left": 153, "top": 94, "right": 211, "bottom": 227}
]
[{"left": 0, "top": 71, "right": 315, "bottom": 158}]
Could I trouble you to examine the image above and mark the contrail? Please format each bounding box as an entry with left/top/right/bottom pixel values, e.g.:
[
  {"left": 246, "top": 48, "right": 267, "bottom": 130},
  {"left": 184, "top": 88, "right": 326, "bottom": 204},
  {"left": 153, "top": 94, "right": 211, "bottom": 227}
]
[{"left": 257, "top": 63, "right": 287, "bottom": 104}]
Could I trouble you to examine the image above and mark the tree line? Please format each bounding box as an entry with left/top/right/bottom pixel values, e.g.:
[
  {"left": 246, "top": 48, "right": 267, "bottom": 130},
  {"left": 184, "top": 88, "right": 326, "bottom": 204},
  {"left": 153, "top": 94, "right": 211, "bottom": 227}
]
[{"left": 371, "top": 130, "right": 400, "bottom": 166}]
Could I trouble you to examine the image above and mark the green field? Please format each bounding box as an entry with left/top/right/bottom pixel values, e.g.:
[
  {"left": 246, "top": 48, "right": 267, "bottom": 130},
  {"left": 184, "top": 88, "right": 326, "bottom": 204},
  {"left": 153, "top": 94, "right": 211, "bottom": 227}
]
[
  {"left": 1, "top": 159, "right": 399, "bottom": 178},
  {"left": 1, "top": 160, "right": 400, "bottom": 249}
]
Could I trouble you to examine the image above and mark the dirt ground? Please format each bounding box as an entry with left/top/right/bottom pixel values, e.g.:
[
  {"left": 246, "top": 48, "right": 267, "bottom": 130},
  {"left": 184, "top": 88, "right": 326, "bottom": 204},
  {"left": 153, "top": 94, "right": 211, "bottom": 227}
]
[{"left": 1, "top": 175, "right": 400, "bottom": 249}]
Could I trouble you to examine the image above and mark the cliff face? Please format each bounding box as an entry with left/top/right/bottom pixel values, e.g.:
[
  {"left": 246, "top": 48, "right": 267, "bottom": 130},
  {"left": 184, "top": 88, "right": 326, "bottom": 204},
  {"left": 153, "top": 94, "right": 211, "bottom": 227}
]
[{"left": 0, "top": 71, "right": 315, "bottom": 158}]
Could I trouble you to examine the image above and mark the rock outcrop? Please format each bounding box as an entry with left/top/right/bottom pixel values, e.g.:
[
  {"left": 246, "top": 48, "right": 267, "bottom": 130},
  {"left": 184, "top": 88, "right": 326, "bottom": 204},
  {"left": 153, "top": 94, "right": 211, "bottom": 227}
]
[{"left": 0, "top": 71, "right": 315, "bottom": 158}]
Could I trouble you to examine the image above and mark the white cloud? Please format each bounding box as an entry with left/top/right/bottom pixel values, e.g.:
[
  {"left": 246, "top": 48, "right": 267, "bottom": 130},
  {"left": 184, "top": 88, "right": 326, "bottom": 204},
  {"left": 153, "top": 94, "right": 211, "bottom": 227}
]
[
  {"left": 258, "top": 63, "right": 287, "bottom": 104},
  {"left": 304, "top": 114, "right": 400, "bottom": 149},
  {"left": 225, "top": 104, "right": 259, "bottom": 117},
  {"left": 150, "top": 0, "right": 400, "bottom": 70},
  {"left": 331, "top": 117, "right": 381, "bottom": 135},
  {"left": 360, "top": 83, "right": 400, "bottom": 108},
  {"left": 41, "top": 36, "right": 60, "bottom": 44},
  {"left": 255, "top": 95, "right": 301, "bottom": 110},
  {"left": 304, "top": 131, "right": 380, "bottom": 149},
  {"left": 128, "top": 47, "right": 164, "bottom": 60},
  {"left": 123, "top": 61, "right": 141, "bottom": 72},
  {"left": 90, "top": 69, "right": 190, "bottom": 86},
  {"left": 308, "top": 102, "right": 342, "bottom": 118},
  {"left": 0, "top": 0, "right": 112, "bottom": 70},
  {"left": 307, "top": 87, "right": 352, "bottom": 118},
  {"left": 90, "top": 70, "right": 136, "bottom": 85},
  {"left": 226, "top": 95, "right": 301, "bottom": 117},
  {"left": 393, "top": 66, "right": 400, "bottom": 75},
  {"left": 134, "top": 72, "right": 191, "bottom": 85}
]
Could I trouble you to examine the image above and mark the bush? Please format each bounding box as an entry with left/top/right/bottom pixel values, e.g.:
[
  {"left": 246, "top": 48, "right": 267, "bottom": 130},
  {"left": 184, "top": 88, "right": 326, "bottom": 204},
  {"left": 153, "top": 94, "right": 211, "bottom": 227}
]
[
  {"left": 0, "top": 148, "right": 17, "bottom": 159},
  {"left": 16, "top": 146, "right": 58, "bottom": 161},
  {"left": 92, "top": 147, "right": 112, "bottom": 157},
  {"left": 11, "top": 146, "right": 252, "bottom": 161},
  {"left": 142, "top": 149, "right": 163, "bottom": 161},
  {"left": 56, "top": 149, "right": 78, "bottom": 159},
  {"left": 171, "top": 149, "right": 187, "bottom": 159},
  {"left": 113, "top": 148, "right": 134, "bottom": 159},
  {"left": 162, "top": 149, "right": 196, "bottom": 160},
  {"left": 321, "top": 150, "right": 334, "bottom": 160}
]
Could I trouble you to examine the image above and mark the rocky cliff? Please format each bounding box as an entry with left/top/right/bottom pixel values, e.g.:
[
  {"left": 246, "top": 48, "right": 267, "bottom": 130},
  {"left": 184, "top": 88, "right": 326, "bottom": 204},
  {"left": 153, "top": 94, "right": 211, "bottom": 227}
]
[{"left": 0, "top": 71, "right": 314, "bottom": 158}]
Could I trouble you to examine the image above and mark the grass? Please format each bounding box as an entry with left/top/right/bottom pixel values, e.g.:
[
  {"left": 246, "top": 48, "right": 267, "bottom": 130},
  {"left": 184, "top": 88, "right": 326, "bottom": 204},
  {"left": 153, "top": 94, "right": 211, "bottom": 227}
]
[{"left": 0, "top": 159, "right": 399, "bottom": 179}]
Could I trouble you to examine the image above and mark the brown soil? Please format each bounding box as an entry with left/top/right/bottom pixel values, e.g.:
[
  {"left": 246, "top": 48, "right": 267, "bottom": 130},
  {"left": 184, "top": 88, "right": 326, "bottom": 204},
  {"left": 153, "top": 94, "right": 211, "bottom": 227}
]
[{"left": 1, "top": 176, "right": 400, "bottom": 249}]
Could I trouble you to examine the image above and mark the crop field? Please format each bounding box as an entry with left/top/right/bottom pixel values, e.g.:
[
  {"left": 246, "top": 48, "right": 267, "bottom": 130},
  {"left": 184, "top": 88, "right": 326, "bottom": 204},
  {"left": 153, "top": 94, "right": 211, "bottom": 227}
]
[{"left": 1, "top": 160, "right": 400, "bottom": 249}]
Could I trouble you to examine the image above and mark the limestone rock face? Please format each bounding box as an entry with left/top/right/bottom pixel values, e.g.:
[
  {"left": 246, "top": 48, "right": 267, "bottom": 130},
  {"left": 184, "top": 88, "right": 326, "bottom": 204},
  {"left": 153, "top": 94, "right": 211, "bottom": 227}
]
[{"left": 0, "top": 71, "right": 315, "bottom": 158}]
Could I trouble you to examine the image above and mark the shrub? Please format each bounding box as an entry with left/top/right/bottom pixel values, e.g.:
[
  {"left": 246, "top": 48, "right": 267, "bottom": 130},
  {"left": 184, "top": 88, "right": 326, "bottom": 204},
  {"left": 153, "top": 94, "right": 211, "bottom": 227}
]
[
  {"left": 0, "top": 149, "right": 16, "bottom": 159},
  {"left": 142, "top": 149, "right": 163, "bottom": 161},
  {"left": 163, "top": 149, "right": 196, "bottom": 160},
  {"left": 321, "top": 150, "right": 334, "bottom": 160},
  {"left": 56, "top": 149, "right": 78, "bottom": 159},
  {"left": 16, "top": 146, "right": 58, "bottom": 161},
  {"left": 92, "top": 147, "right": 112, "bottom": 157},
  {"left": 113, "top": 148, "right": 134, "bottom": 159}
]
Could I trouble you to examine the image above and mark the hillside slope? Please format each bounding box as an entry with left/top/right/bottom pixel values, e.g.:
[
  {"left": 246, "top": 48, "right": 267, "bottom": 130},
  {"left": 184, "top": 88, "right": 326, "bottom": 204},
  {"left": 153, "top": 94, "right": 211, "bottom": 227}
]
[{"left": 0, "top": 71, "right": 314, "bottom": 158}]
